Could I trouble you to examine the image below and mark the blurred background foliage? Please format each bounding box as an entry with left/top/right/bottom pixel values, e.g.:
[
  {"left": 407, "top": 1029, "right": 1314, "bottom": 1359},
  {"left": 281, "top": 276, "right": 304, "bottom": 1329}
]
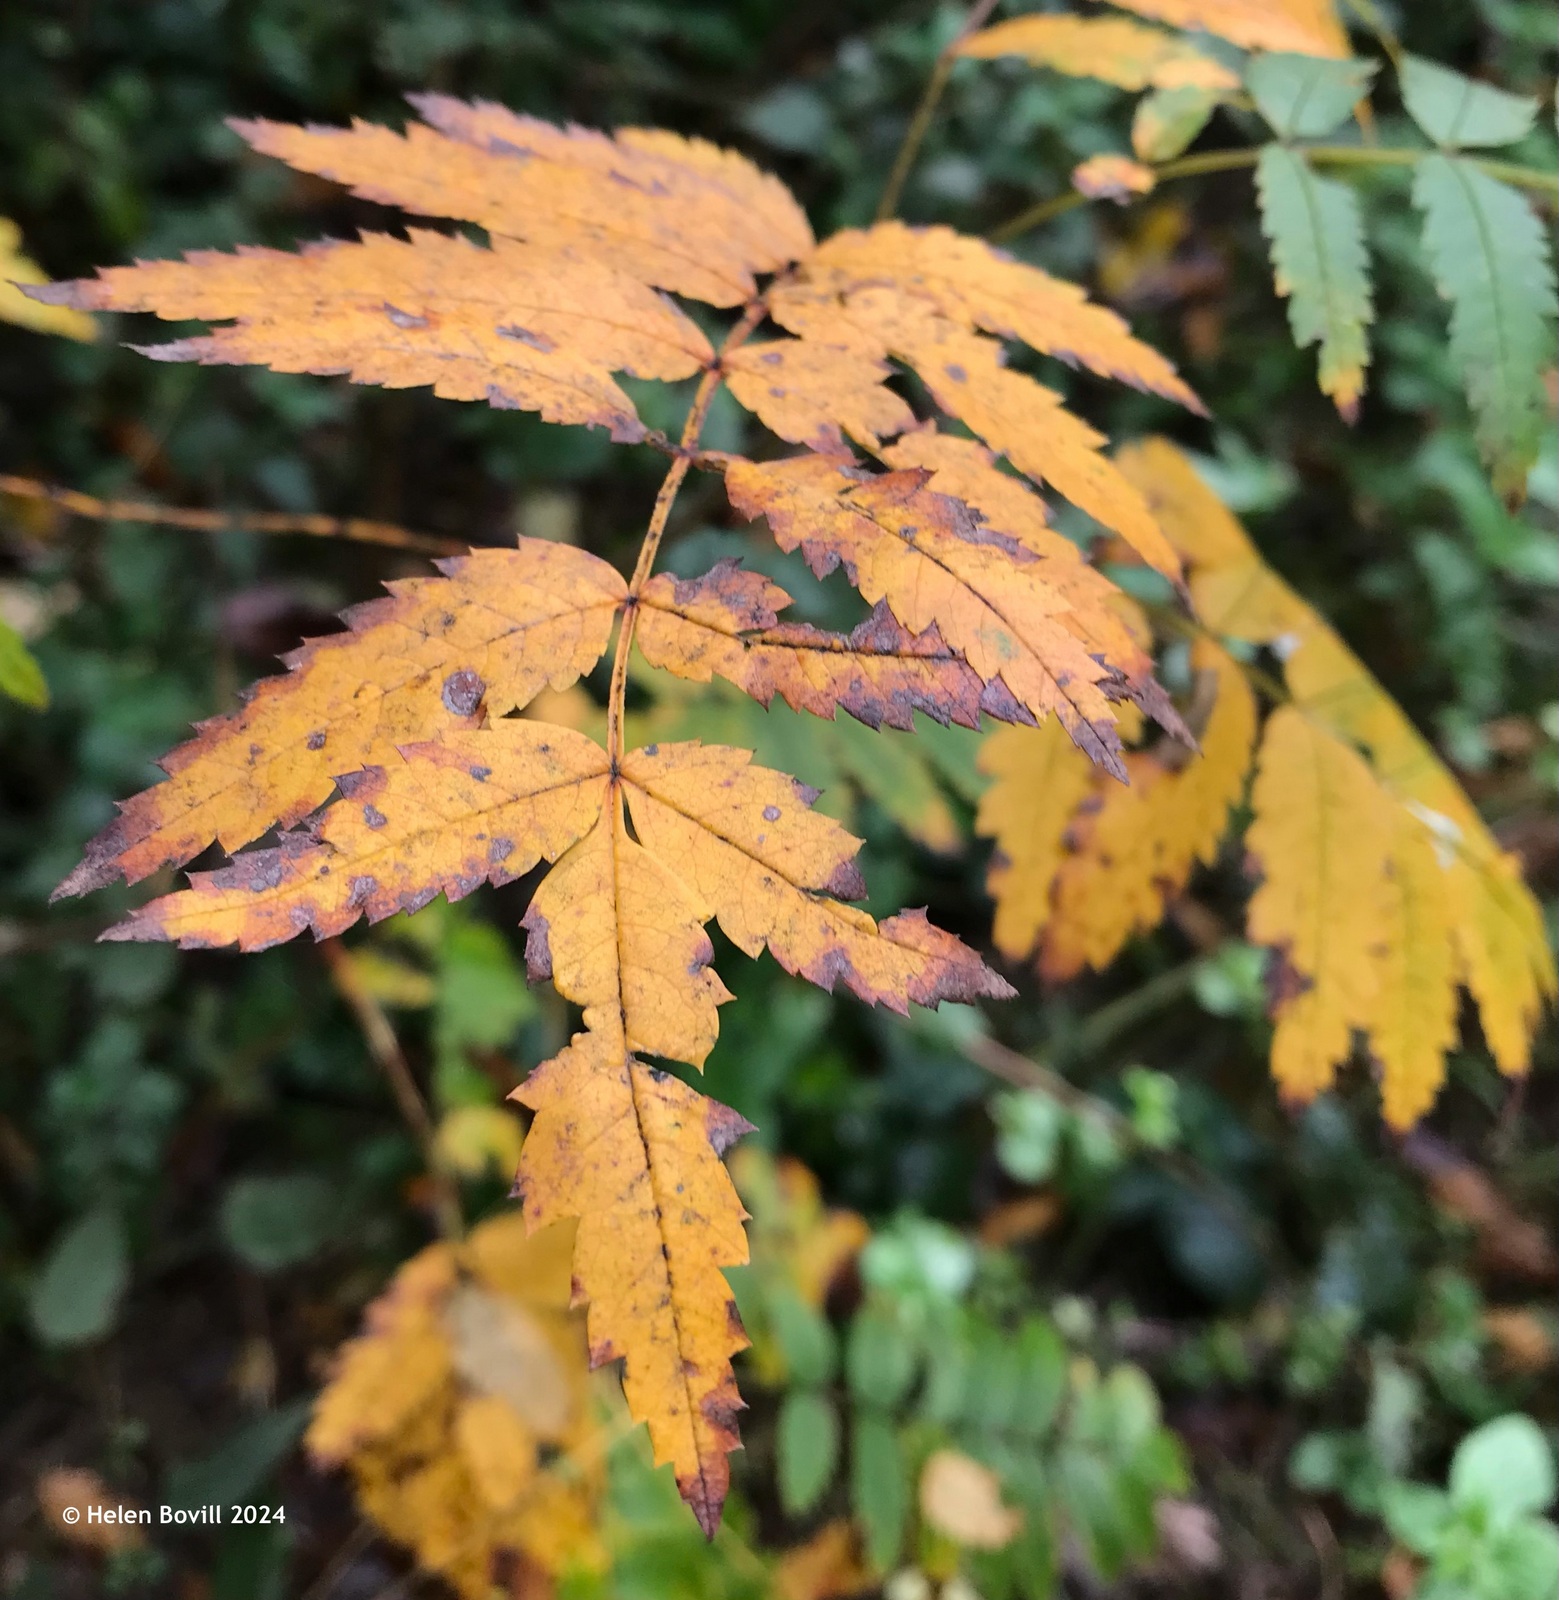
[{"left": 1, "top": 2, "right": 1555, "bottom": 1598}]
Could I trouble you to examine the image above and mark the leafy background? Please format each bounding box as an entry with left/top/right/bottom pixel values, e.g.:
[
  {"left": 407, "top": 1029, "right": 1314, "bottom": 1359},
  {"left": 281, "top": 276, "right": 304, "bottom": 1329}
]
[{"left": 1, "top": 2, "right": 1555, "bottom": 1597}]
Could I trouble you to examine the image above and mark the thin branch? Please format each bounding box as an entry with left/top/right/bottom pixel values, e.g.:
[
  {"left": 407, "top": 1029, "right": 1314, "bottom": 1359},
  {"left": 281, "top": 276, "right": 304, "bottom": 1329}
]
[
  {"left": 0, "top": 473, "right": 463, "bottom": 557},
  {"left": 990, "top": 143, "right": 1559, "bottom": 242},
  {"left": 319, "top": 940, "right": 464, "bottom": 1240},
  {"left": 874, "top": 0, "right": 1001, "bottom": 222},
  {"left": 605, "top": 297, "right": 769, "bottom": 762}
]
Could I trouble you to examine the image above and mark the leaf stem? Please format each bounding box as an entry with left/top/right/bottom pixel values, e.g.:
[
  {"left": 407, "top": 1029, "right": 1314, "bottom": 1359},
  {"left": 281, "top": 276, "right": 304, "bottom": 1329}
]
[
  {"left": 874, "top": 0, "right": 1001, "bottom": 222},
  {"left": 0, "top": 473, "right": 461, "bottom": 556},
  {"left": 605, "top": 297, "right": 769, "bottom": 761},
  {"left": 990, "top": 144, "right": 1559, "bottom": 242}
]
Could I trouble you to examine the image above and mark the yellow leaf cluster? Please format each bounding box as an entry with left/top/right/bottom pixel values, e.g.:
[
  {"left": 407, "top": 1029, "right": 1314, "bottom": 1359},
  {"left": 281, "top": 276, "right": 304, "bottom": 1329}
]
[
  {"left": 307, "top": 1214, "right": 603, "bottom": 1598},
  {"left": 982, "top": 438, "right": 1552, "bottom": 1129},
  {"left": 44, "top": 104, "right": 1198, "bottom": 1534}
]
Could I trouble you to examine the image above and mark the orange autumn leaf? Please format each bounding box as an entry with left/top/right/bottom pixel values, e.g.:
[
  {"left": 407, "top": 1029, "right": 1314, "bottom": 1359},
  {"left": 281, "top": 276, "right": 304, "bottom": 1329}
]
[
  {"left": 636, "top": 562, "right": 993, "bottom": 732},
  {"left": 46, "top": 103, "right": 1190, "bottom": 1536},
  {"left": 727, "top": 454, "right": 1186, "bottom": 776},
  {"left": 957, "top": 13, "right": 1238, "bottom": 92},
  {"left": 1104, "top": 0, "right": 1349, "bottom": 57},
  {"left": 38, "top": 231, "right": 712, "bottom": 443},
  {"left": 1073, "top": 154, "right": 1160, "bottom": 203},
  {"left": 56, "top": 543, "right": 625, "bottom": 898}
]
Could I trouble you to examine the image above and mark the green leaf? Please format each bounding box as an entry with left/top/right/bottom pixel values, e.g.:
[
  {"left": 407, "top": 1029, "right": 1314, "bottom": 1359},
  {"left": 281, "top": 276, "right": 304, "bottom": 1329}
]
[
  {"left": 1400, "top": 54, "right": 1538, "bottom": 149},
  {"left": 777, "top": 1390, "right": 840, "bottom": 1516},
  {"left": 220, "top": 1175, "right": 335, "bottom": 1273},
  {"left": 0, "top": 616, "right": 48, "bottom": 709},
  {"left": 846, "top": 1304, "right": 917, "bottom": 1409},
  {"left": 767, "top": 1283, "right": 838, "bottom": 1388},
  {"left": 1008, "top": 1318, "right": 1067, "bottom": 1438},
  {"left": 29, "top": 1205, "right": 130, "bottom": 1347},
  {"left": 1131, "top": 86, "right": 1221, "bottom": 163},
  {"left": 991, "top": 1089, "right": 1063, "bottom": 1184},
  {"left": 1246, "top": 53, "right": 1376, "bottom": 140},
  {"left": 1256, "top": 144, "right": 1374, "bottom": 420},
  {"left": 165, "top": 1401, "right": 311, "bottom": 1510},
  {"left": 1383, "top": 1483, "right": 1454, "bottom": 1556},
  {"left": 1491, "top": 1518, "right": 1559, "bottom": 1600},
  {"left": 850, "top": 1413, "right": 908, "bottom": 1571},
  {"left": 1450, "top": 1414, "right": 1557, "bottom": 1522},
  {"left": 1412, "top": 154, "right": 1557, "bottom": 499}
]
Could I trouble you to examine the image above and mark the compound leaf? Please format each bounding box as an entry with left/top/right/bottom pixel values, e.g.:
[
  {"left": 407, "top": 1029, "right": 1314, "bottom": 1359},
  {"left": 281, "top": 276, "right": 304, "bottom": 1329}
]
[{"left": 1256, "top": 145, "right": 1374, "bottom": 420}]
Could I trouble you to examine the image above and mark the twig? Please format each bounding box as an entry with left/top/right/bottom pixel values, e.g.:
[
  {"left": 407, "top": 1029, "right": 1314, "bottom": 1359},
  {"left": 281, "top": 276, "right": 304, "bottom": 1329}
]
[
  {"left": 990, "top": 143, "right": 1559, "bottom": 242},
  {"left": 874, "top": 0, "right": 1001, "bottom": 221},
  {"left": 0, "top": 473, "right": 462, "bottom": 557},
  {"left": 319, "top": 940, "right": 464, "bottom": 1240}
]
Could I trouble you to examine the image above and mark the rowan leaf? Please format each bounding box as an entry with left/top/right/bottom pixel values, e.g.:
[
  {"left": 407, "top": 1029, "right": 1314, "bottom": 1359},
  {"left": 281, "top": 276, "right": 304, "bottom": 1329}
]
[
  {"left": 722, "top": 338, "right": 915, "bottom": 451},
  {"left": 1370, "top": 810, "right": 1459, "bottom": 1131},
  {"left": 636, "top": 561, "right": 993, "bottom": 732},
  {"left": 727, "top": 453, "right": 1184, "bottom": 776},
  {"left": 514, "top": 1028, "right": 752, "bottom": 1537},
  {"left": 232, "top": 99, "right": 814, "bottom": 307},
  {"left": 1246, "top": 707, "right": 1395, "bottom": 1104},
  {"left": 56, "top": 542, "right": 626, "bottom": 898},
  {"left": 1399, "top": 55, "right": 1539, "bottom": 150},
  {"left": 956, "top": 14, "right": 1238, "bottom": 92},
  {"left": 773, "top": 219, "right": 1203, "bottom": 409},
  {"left": 1104, "top": 0, "right": 1350, "bottom": 57},
  {"left": 0, "top": 615, "right": 49, "bottom": 710},
  {"left": 1246, "top": 53, "right": 1376, "bottom": 140},
  {"left": 102, "top": 724, "right": 612, "bottom": 951},
  {"left": 1114, "top": 438, "right": 1554, "bottom": 1111},
  {"left": 1411, "top": 155, "right": 1557, "bottom": 501},
  {"left": 307, "top": 1214, "right": 603, "bottom": 1599},
  {"left": 33, "top": 230, "right": 711, "bottom": 444},
  {"left": 1255, "top": 145, "right": 1374, "bottom": 420}
]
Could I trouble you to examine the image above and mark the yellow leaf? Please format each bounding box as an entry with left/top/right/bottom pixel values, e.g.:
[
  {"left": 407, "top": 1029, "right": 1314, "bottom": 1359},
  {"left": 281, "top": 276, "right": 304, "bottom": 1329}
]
[
  {"left": 233, "top": 100, "right": 814, "bottom": 308},
  {"left": 723, "top": 338, "right": 915, "bottom": 451},
  {"left": 0, "top": 218, "right": 97, "bottom": 340},
  {"left": 637, "top": 562, "right": 992, "bottom": 733},
  {"left": 57, "top": 544, "right": 625, "bottom": 898},
  {"left": 957, "top": 14, "right": 1238, "bottom": 91},
  {"left": 433, "top": 1105, "right": 526, "bottom": 1182},
  {"left": 308, "top": 1215, "right": 601, "bottom": 1599},
  {"left": 1040, "top": 640, "right": 1256, "bottom": 979},
  {"left": 728, "top": 454, "right": 1173, "bottom": 774},
  {"left": 514, "top": 1026, "right": 751, "bottom": 1537},
  {"left": 104, "top": 723, "right": 612, "bottom": 950},
  {"left": 1104, "top": 0, "right": 1349, "bottom": 57},
  {"left": 1119, "top": 436, "right": 1555, "bottom": 1088},
  {"left": 37, "top": 231, "right": 712, "bottom": 444},
  {"left": 919, "top": 1449, "right": 1023, "bottom": 1549},
  {"left": 775, "top": 221, "right": 1202, "bottom": 409},
  {"left": 977, "top": 718, "right": 1097, "bottom": 962},
  {"left": 1368, "top": 810, "right": 1459, "bottom": 1130},
  {"left": 1246, "top": 708, "right": 1394, "bottom": 1103}
]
